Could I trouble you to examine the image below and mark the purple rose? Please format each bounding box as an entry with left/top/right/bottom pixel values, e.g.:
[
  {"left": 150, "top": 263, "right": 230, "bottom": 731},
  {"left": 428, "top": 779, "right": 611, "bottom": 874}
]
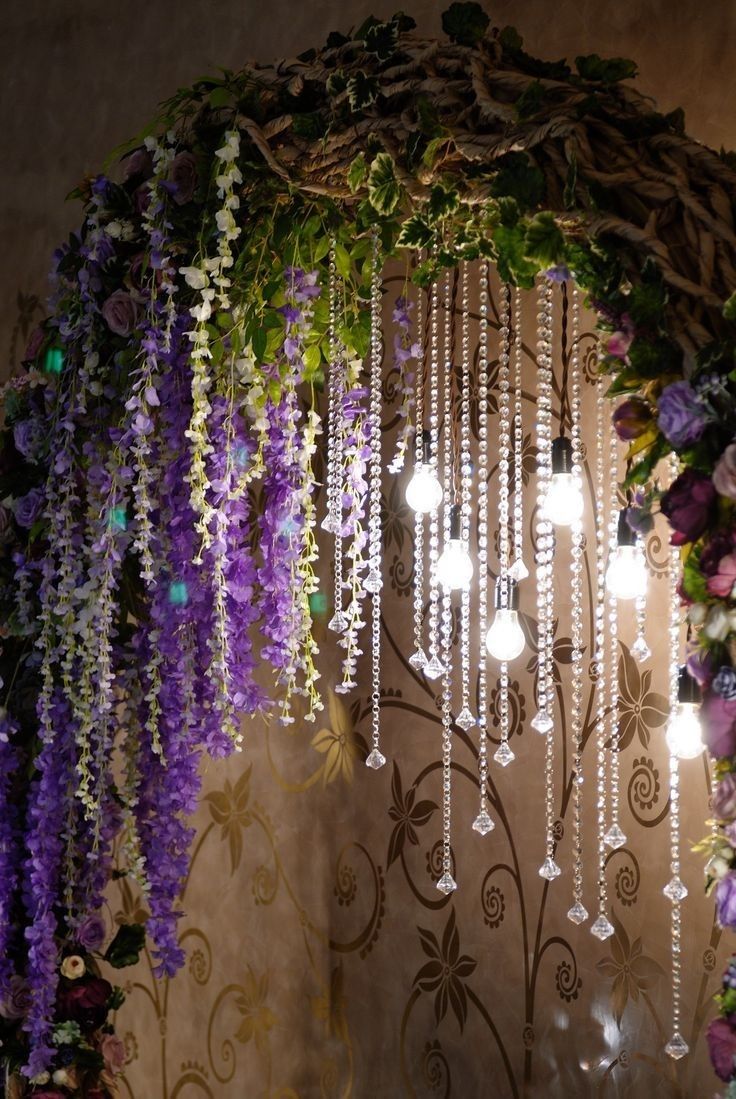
[
  {"left": 101, "top": 290, "right": 141, "bottom": 338},
  {"left": 75, "top": 913, "right": 106, "bottom": 952},
  {"left": 168, "top": 151, "right": 198, "bottom": 205},
  {"left": 715, "top": 667, "right": 736, "bottom": 701},
  {"left": 702, "top": 691, "right": 736, "bottom": 758},
  {"left": 22, "top": 326, "right": 45, "bottom": 364},
  {"left": 122, "top": 147, "right": 153, "bottom": 182},
  {"left": 687, "top": 648, "right": 715, "bottom": 690},
  {"left": 660, "top": 469, "right": 716, "bottom": 546},
  {"left": 702, "top": 530, "right": 736, "bottom": 577},
  {"left": 717, "top": 873, "right": 736, "bottom": 928},
  {"left": 13, "top": 417, "right": 45, "bottom": 463},
  {"left": 714, "top": 774, "right": 736, "bottom": 819},
  {"left": 14, "top": 487, "right": 45, "bottom": 529},
  {"left": 707, "top": 1016, "right": 736, "bottom": 1081},
  {"left": 657, "top": 380, "right": 707, "bottom": 447},
  {"left": 613, "top": 398, "right": 652, "bottom": 441},
  {"left": 0, "top": 975, "right": 31, "bottom": 1019},
  {"left": 714, "top": 444, "right": 736, "bottom": 501}
]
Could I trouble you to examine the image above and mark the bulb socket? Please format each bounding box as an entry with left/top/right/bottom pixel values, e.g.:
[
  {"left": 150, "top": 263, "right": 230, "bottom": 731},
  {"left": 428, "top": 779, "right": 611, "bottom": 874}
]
[
  {"left": 449, "top": 504, "right": 462, "bottom": 540},
  {"left": 677, "top": 664, "right": 701, "bottom": 705},
  {"left": 551, "top": 435, "right": 573, "bottom": 475},
  {"left": 616, "top": 508, "right": 637, "bottom": 548},
  {"left": 494, "top": 575, "right": 520, "bottom": 611},
  {"left": 419, "top": 428, "right": 432, "bottom": 465}
]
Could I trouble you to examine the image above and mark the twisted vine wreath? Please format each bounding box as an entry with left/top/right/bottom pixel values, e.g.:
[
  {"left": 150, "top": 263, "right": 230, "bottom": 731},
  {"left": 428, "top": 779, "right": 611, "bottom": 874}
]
[{"left": 2, "top": 3, "right": 736, "bottom": 1092}]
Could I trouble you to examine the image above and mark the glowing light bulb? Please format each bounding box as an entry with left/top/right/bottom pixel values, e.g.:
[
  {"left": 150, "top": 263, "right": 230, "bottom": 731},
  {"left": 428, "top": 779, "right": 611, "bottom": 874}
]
[
  {"left": 666, "top": 668, "right": 703, "bottom": 759},
  {"left": 406, "top": 464, "right": 442, "bottom": 513},
  {"left": 606, "top": 510, "right": 647, "bottom": 600},
  {"left": 545, "top": 436, "right": 583, "bottom": 527},
  {"left": 485, "top": 576, "right": 525, "bottom": 660},
  {"left": 436, "top": 505, "right": 473, "bottom": 591}
]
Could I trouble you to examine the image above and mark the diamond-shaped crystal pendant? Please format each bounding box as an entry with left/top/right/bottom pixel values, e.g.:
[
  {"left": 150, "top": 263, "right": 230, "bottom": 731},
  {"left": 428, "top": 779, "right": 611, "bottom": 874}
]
[
  {"left": 664, "top": 1032, "right": 689, "bottom": 1060},
  {"left": 663, "top": 876, "right": 688, "bottom": 902},
  {"left": 531, "top": 711, "right": 553, "bottom": 735},
  {"left": 494, "top": 741, "right": 515, "bottom": 767},
  {"left": 630, "top": 636, "right": 651, "bottom": 664},
  {"left": 604, "top": 824, "right": 627, "bottom": 850},
  {"left": 320, "top": 512, "right": 339, "bottom": 534},
  {"left": 538, "top": 856, "right": 562, "bottom": 881},
  {"left": 365, "top": 748, "right": 386, "bottom": 770},
  {"left": 327, "top": 610, "right": 348, "bottom": 633},
  {"left": 472, "top": 811, "right": 495, "bottom": 836},
  {"left": 455, "top": 706, "right": 476, "bottom": 732},
  {"left": 590, "top": 915, "right": 615, "bottom": 941},
  {"left": 408, "top": 648, "right": 428, "bottom": 671},
  {"left": 508, "top": 557, "right": 529, "bottom": 582},
  {"left": 567, "top": 901, "right": 589, "bottom": 926},
  {"left": 362, "top": 568, "right": 383, "bottom": 594},
  {"left": 423, "top": 654, "right": 445, "bottom": 680},
  {"left": 436, "top": 871, "right": 458, "bottom": 895}
]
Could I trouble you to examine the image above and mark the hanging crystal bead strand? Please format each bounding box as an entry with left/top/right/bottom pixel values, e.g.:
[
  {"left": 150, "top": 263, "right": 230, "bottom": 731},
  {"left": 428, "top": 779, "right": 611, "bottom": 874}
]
[
  {"left": 536, "top": 278, "right": 560, "bottom": 882},
  {"left": 365, "top": 232, "right": 386, "bottom": 770},
  {"left": 424, "top": 275, "right": 444, "bottom": 682},
  {"left": 408, "top": 283, "right": 428, "bottom": 672},
  {"left": 632, "top": 592, "right": 651, "bottom": 664},
  {"left": 474, "top": 259, "right": 496, "bottom": 828},
  {"left": 456, "top": 261, "right": 475, "bottom": 735},
  {"left": 437, "top": 268, "right": 457, "bottom": 893},
  {"left": 664, "top": 457, "right": 689, "bottom": 1059},
  {"left": 325, "top": 243, "right": 348, "bottom": 634},
  {"left": 509, "top": 286, "right": 528, "bottom": 584},
  {"left": 567, "top": 285, "right": 588, "bottom": 925},
  {"left": 493, "top": 283, "right": 516, "bottom": 771},
  {"left": 603, "top": 419, "right": 627, "bottom": 852},
  {"left": 591, "top": 373, "right": 614, "bottom": 941}
]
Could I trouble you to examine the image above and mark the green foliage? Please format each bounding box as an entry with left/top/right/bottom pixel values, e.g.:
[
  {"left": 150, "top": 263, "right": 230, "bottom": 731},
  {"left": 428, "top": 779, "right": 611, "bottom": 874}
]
[
  {"left": 363, "top": 19, "right": 399, "bottom": 60},
  {"left": 427, "top": 183, "right": 460, "bottom": 222},
  {"left": 347, "top": 71, "right": 379, "bottom": 111},
  {"left": 575, "top": 54, "right": 638, "bottom": 83},
  {"left": 441, "top": 2, "right": 489, "bottom": 46},
  {"left": 489, "top": 153, "right": 546, "bottom": 211},
  {"left": 347, "top": 153, "right": 367, "bottom": 194},
  {"left": 104, "top": 922, "right": 147, "bottom": 969},
  {"left": 291, "top": 111, "right": 327, "bottom": 140},
  {"left": 724, "top": 291, "right": 736, "bottom": 322},
  {"left": 515, "top": 80, "right": 544, "bottom": 120},
  {"left": 498, "top": 25, "right": 523, "bottom": 52},
  {"left": 367, "top": 152, "right": 402, "bottom": 216},
  {"left": 325, "top": 70, "right": 347, "bottom": 96},
  {"left": 523, "top": 211, "right": 564, "bottom": 265},
  {"left": 682, "top": 546, "right": 708, "bottom": 603},
  {"left": 491, "top": 224, "right": 538, "bottom": 288},
  {"left": 628, "top": 335, "right": 682, "bottom": 379},
  {"left": 397, "top": 213, "right": 435, "bottom": 249},
  {"left": 624, "top": 434, "right": 669, "bottom": 487}
]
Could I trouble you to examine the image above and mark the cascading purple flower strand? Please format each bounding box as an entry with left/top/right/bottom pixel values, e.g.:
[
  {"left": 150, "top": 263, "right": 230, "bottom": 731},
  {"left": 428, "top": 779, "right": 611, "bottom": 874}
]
[{"left": 387, "top": 295, "right": 419, "bottom": 475}]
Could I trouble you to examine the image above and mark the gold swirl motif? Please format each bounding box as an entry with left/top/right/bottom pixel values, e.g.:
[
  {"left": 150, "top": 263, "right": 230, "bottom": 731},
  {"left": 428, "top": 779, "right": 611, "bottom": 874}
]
[
  {"left": 552, "top": 819, "right": 565, "bottom": 842},
  {"left": 389, "top": 551, "right": 414, "bottom": 597},
  {"left": 523, "top": 1025, "right": 535, "bottom": 1050},
  {"left": 252, "top": 862, "right": 279, "bottom": 906},
  {"left": 628, "top": 756, "right": 665, "bottom": 825},
  {"left": 614, "top": 857, "right": 640, "bottom": 907},
  {"left": 644, "top": 530, "right": 670, "bottom": 578},
  {"left": 319, "top": 1057, "right": 340, "bottom": 1093},
  {"left": 555, "top": 959, "right": 582, "bottom": 1002},
  {"left": 423, "top": 1040, "right": 451, "bottom": 1097},
  {"left": 482, "top": 884, "right": 505, "bottom": 930},
  {"left": 334, "top": 860, "right": 357, "bottom": 907},
  {"left": 181, "top": 928, "right": 213, "bottom": 986},
  {"left": 703, "top": 947, "right": 717, "bottom": 972}
]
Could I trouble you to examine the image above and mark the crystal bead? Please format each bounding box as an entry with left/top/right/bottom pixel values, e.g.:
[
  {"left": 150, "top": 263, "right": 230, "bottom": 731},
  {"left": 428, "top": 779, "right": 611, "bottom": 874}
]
[
  {"left": 436, "top": 871, "right": 458, "bottom": 895},
  {"left": 663, "top": 876, "right": 688, "bottom": 902},
  {"left": 508, "top": 557, "right": 529, "bottom": 582},
  {"left": 538, "top": 857, "right": 562, "bottom": 881},
  {"left": 423, "top": 654, "right": 445, "bottom": 680},
  {"left": 365, "top": 748, "right": 386, "bottom": 770},
  {"left": 664, "top": 1032, "right": 689, "bottom": 1060},
  {"left": 531, "top": 711, "right": 553, "bottom": 735},
  {"left": 567, "top": 901, "right": 589, "bottom": 925},
  {"left": 362, "top": 569, "right": 383, "bottom": 594},
  {"left": 494, "top": 742, "right": 515, "bottom": 767},
  {"left": 320, "top": 513, "right": 339, "bottom": 534},
  {"left": 327, "top": 610, "right": 348, "bottom": 633},
  {"left": 408, "top": 648, "right": 428, "bottom": 671},
  {"left": 472, "top": 810, "right": 494, "bottom": 836},
  {"left": 630, "top": 636, "right": 651, "bottom": 664},
  {"left": 455, "top": 706, "right": 476, "bottom": 732},
  {"left": 590, "top": 915, "right": 615, "bottom": 941},
  {"left": 604, "top": 824, "right": 627, "bottom": 850}
]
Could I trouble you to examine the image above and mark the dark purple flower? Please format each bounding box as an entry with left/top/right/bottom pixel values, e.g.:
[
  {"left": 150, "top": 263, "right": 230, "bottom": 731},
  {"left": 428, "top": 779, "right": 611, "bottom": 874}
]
[
  {"left": 168, "top": 151, "right": 198, "bottom": 205},
  {"left": 714, "top": 444, "right": 736, "bottom": 501},
  {"left": 56, "top": 976, "right": 112, "bottom": 1030},
  {"left": 122, "top": 147, "right": 153, "bottom": 182},
  {"left": 707, "top": 1016, "right": 736, "bottom": 1081},
  {"left": 612, "top": 398, "right": 652, "bottom": 442},
  {"left": 702, "top": 530, "right": 736, "bottom": 577},
  {"left": 714, "top": 774, "right": 736, "bottom": 819},
  {"left": 660, "top": 469, "right": 716, "bottom": 546},
  {"left": 22, "top": 327, "right": 45, "bottom": 364},
  {"left": 687, "top": 648, "right": 715, "bottom": 690},
  {"left": 702, "top": 691, "right": 736, "bottom": 758},
  {"left": 715, "top": 668, "right": 736, "bottom": 702},
  {"left": 101, "top": 290, "right": 141, "bottom": 337},
  {"left": 657, "top": 380, "right": 708, "bottom": 448},
  {"left": 0, "top": 975, "right": 31, "bottom": 1020},
  {"left": 717, "top": 873, "right": 736, "bottom": 929},
  {"left": 544, "top": 264, "right": 571, "bottom": 283},
  {"left": 75, "top": 914, "right": 106, "bottom": 952},
  {"left": 13, "top": 417, "right": 45, "bottom": 463},
  {"left": 14, "top": 487, "right": 45, "bottom": 528}
]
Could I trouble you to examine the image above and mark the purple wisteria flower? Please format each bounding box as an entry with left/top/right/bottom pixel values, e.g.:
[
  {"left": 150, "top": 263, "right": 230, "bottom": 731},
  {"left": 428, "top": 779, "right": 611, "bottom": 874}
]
[{"left": 657, "top": 380, "right": 708, "bottom": 448}]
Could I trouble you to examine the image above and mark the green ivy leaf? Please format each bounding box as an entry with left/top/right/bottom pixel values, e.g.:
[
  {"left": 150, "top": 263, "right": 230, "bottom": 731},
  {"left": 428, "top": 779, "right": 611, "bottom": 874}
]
[
  {"left": 347, "top": 153, "right": 367, "bottom": 193},
  {"left": 347, "top": 71, "right": 379, "bottom": 111},
  {"left": 397, "top": 213, "right": 435, "bottom": 249},
  {"left": 499, "top": 25, "right": 523, "bottom": 51},
  {"left": 489, "top": 152, "right": 545, "bottom": 211},
  {"left": 575, "top": 54, "right": 638, "bottom": 83},
  {"left": 492, "top": 224, "right": 538, "bottom": 287},
  {"left": 303, "top": 344, "right": 322, "bottom": 379},
  {"left": 392, "top": 11, "right": 416, "bottom": 32},
  {"left": 516, "top": 80, "right": 544, "bottom": 120},
  {"left": 682, "top": 546, "right": 708, "bottom": 603},
  {"left": 441, "top": 2, "right": 490, "bottom": 46},
  {"left": 334, "top": 242, "right": 352, "bottom": 280},
  {"left": 624, "top": 435, "right": 670, "bottom": 487},
  {"left": 325, "top": 70, "right": 347, "bottom": 97},
  {"left": 367, "top": 152, "right": 402, "bottom": 216},
  {"left": 363, "top": 20, "right": 398, "bottom": 60},
  {"left": 104, "top": 923, "right": 147, "bottom": 969},
  {"left": 524, "top": 211, "right": 564, "bottom": 265},
  {"left": 724, "top": 292, "right": 736, "bottom": 322},
  {"left": 422, "top": 136, "right": 448, "bottom": 169},
  {"left": 427, "top": 183, "right": 460, "bottom": 222}
]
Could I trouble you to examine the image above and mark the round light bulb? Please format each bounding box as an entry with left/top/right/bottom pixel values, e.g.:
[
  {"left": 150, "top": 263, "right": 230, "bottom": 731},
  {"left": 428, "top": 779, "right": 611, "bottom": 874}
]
[
  {"left": 605, "top": 546, "right": 647, "bottom": 600},
  {"left": 665, "top": 702, "right": 703, "bottom": 760},
  {"left": 544, "top": 473, "right": 584, "bottom": 527},
  {"left": 436, "top": 539, "right": 473, "bottom": 591},
  {"left": 405, "top": 464, "right": 443, "bottom": 513},
  {"left": 486, "top": 609, "right": 525, "bottom": 661}
]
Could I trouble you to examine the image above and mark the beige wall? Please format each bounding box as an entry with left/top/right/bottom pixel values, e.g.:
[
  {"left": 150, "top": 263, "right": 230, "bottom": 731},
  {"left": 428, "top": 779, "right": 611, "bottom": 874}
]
[{"left": 2, "top": 3, "right": 735, "bottom": 1097}]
